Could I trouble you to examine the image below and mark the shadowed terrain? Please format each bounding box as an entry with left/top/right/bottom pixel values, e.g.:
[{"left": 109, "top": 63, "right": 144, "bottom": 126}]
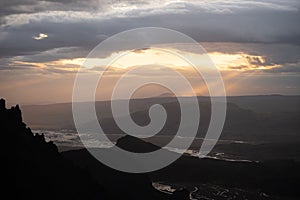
[
  {"left": 3, "top": 98, "right": 170, "bottom": 200},
  {"left": 7, "top": 96, "right": 300, "bottom": 199}
]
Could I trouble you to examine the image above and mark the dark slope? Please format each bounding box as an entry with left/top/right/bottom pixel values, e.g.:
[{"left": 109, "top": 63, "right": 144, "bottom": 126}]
[
  {"left": 118, "top": 135, "right": 300, "bottom": 198},
  {"left": 2, "top": 98, "right": 168, "bottom": 200},
  {"left": 62, "top": 136, "right": 181, "bottom": 200},
  {"left": 64, "top": 134, "right": 300, "bottom": 199},
  {"left": 0, "top": 99, "right": 107, "bottom": 199},
  {"left": 63, "top": 148, "right": 170, "bottom": 200}
]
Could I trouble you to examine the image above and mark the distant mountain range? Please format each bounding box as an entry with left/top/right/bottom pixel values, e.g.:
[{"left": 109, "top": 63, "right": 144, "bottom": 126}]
[{"left": 21, "top": 95, "right": 300, "bottom": 143}]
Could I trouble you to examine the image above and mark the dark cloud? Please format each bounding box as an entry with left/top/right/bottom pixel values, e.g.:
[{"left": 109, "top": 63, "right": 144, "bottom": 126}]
[
  {"left": 245, "top": 56, "right": 266, "bottom": 66},
  {"left": 132, "top": 48, "right": 150, "bottom": 53},
  {"left": 1, "top": 10, "right": 299, "bottom": 58},
  {"left": 0, "top": 0, "right": 107, "bottom": 17},
  {"left": 15, "top": 47, "right": 85, "bottom": 63},
  {"left": 0, "top": 0, "right": 299, "bottom": 68},
  {"left": 0, "top": 66, "right": 36, "bottom": 70},
  {"left": 228, "top": 65, "right": 249, "bottom": 70},
  {"left": 0, "top": 20, "right": 109, "bottom": 58},
  {"left": 264, "top": 63, "right": 300, "bottom": 74}
]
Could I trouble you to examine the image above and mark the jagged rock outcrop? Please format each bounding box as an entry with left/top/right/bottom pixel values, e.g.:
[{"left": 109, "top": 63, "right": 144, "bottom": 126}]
[
  {"left": 4, "top": 98, "right": 170, "bottom": 200},
  {"left": 0, "top": 99, "right": 107, "bottom": 200}
]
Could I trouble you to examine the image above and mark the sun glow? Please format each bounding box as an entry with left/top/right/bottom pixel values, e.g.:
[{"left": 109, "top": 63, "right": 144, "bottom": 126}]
[
  {"left": 208, "top": 52, "right": 277, "bottom": 71},
  {"left": 11, "top": 47, "right": 281, "bottom": 77}
]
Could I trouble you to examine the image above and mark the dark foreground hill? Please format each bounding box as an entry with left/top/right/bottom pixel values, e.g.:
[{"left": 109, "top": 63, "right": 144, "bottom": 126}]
[
  {"left": 64, "top": 135, "right": 300, "bottom": 200},
  {"left": 1, "top": 99, "right": 105, "bottom": 199},
  {"left": 2, "top": 98, "right": 169, "bottom": 200}
]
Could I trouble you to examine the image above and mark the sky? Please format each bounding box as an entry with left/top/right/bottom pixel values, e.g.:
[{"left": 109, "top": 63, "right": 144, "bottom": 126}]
[{"left": 0, "top": 0, "right": 299, "bottom": 105}]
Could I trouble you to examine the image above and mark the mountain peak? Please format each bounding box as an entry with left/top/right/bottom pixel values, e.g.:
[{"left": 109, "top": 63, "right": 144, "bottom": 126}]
[{"left": 0, "top": 98, "right": 5, "bottom": 110}]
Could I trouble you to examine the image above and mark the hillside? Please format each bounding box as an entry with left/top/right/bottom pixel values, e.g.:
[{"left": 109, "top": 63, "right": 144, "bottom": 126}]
[{"left": 21, "top": 96, "right": 300, "bottom": 143}]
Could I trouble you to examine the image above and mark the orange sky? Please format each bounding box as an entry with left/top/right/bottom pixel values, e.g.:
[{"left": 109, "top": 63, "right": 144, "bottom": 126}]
[{"left": 1, "top": 43, "right": 299, "bottom": 106}]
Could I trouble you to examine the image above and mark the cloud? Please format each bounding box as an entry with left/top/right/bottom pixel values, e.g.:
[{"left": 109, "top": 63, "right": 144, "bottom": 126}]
[
  {"left": 1, "top": 1, "right": 299, "bottom": 24},
  {"left": 202, "top": 43, "right": 300, "bottom": 66},
  {"left": 132, "top": 48, "right": 150, "bottom": 53},
  {"left": 33, "top": 33, "right": 48, "bottom": 40},
  {"left": 0, "top": 0, "right": 107, "bottom": 18},
  {"left": 263, "top": 63, "right": 300, "bottom": 74},
  {"left": 227, "top": 65, "right": 250, "bottom": 70},
  {"left": 0, "top": 0, "right": 299, "bottom": 74}
]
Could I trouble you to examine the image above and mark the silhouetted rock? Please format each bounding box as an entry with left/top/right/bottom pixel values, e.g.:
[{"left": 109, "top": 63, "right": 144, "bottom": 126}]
[
  {"left": 2, "top": 97, "right": 168, "bottom": 200},
  {"left": 1, "top": 99, "right": 107, "bottom": 200},
  {"left": 0, "top": 98, "right": 5, "bottom": 110}
]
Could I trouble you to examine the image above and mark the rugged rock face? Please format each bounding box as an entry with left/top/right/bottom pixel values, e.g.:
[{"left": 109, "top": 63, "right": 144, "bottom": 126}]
[
  {"left": 5, "top": 98, "right": 171, "bottom": 200},
  {"left": 1, "top": 99, "right": 107, "bottom": 200}
]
